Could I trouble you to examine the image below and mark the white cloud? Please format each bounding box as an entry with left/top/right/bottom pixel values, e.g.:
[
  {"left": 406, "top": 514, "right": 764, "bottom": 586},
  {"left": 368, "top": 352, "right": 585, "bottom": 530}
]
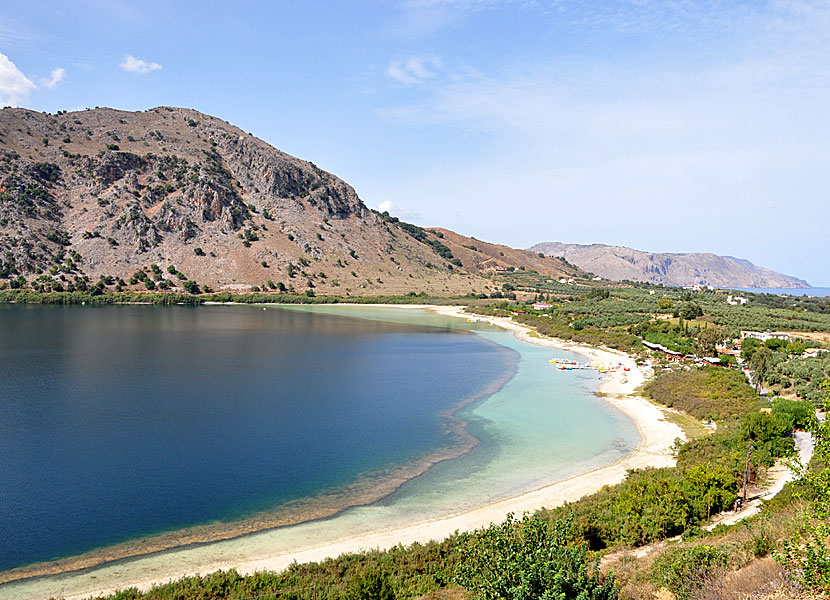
[
  {"left": 376, "top": 199, "right": 420, "bottom": 220},
  {"left": 0, "top": 53, "right": 36, "bottom": 106},
  {"left": 386, "top": 57, "right": 443, "bottom": 85},
  {"left": 120, "top": 54, "right": 162, "bottom": 74},
  {"left": 41, "top": 67, "right": 66, "bottom": 89}
]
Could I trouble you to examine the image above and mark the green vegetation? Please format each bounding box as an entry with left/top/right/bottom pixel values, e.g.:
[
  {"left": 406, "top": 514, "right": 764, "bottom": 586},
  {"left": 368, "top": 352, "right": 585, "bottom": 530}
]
[
  {"left": 0, "top": 289, "right": 480, "bottom": 307},
  {"left": 472, "top": 304, "right": 642, "bottom": 352},
  {"left": 642, "top": 367, "right": 758, "bottom": 421},
  {"left": 775, "top": 380, "right": 830, "bottom": 594},
  {"left": 376, "top": 211, "right": 458, "bottom": 267},
  {"left": 542, "top": 464, "right": 738, "bottom": 549},
  {"left": 455, "top": 514, "right": 616, "bottom": 600},
  {"left": 649, "top": 545, "right": 729, "bottom": 600}
]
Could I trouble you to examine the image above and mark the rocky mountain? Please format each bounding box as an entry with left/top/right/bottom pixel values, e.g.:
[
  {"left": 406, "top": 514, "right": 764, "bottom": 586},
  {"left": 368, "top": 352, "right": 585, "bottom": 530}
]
[
  {"left": 529, "top": 242, "right": 809, "bottom": 289},
  {"left": 0, "top": 106, "right": 571, "bottom": 297}
]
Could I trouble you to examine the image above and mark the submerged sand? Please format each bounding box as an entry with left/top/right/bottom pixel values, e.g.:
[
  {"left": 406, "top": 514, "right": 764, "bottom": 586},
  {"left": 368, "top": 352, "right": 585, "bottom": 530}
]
[{"left": 3, "top": 305, "right": 683, "bottom": 600}]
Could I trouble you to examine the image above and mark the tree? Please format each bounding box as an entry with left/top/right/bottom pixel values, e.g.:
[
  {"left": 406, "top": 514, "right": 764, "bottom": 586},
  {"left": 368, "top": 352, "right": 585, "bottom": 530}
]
[
  {"left": 588, "top": 288, "right": 610, "bottom": 300},
  {"left": 694, "top": 327, "right": 724, "bottom": 358},
  {"left": 657, "top": 297, "right": 674, "bottom": 311},
  {"left": 772, "top": 398, "right": 817, "bottom": 430},
  {"left": 677, "top": 302, "right": 703, "bottom": 320},
  {"left": 764, "top": 338, "right": 787, "bottom": 352},
  {"left": 182, "top": 280, "right": 201, "bottom": 294},
  {"left": 741, "top": 338, "right": 761, "bottom": 362},
  {"left": 751, "top": 346, "right": 772, "bottom": 389}
]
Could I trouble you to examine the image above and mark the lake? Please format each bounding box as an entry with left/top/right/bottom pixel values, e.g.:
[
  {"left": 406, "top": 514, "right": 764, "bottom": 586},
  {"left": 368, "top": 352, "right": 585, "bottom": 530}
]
[{"left": 0, "top": 304, "right": 638, "bottom": 590}]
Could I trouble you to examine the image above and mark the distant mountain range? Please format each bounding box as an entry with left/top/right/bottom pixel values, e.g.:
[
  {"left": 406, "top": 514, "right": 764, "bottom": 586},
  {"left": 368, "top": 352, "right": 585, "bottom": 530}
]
[{"left": 529, "top": 242, "right": 809, "bottom": 289}]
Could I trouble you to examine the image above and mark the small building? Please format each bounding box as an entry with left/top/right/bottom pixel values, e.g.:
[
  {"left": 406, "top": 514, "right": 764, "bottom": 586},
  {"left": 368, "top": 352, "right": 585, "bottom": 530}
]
[
  {"left": 727, "top": 295, "right": 749, "bottom": 305},
  {"left": 741, "top": 330, "right": 791, "bottom": 343},
  {"left": 716, "top": 345, "right": 741, "bottom": 357},
  {"left": 642, "top": 340, "right": 683, "bottom": 357},
  {"left": 533, "top": 302, "right": 553, "bottom": 310}
]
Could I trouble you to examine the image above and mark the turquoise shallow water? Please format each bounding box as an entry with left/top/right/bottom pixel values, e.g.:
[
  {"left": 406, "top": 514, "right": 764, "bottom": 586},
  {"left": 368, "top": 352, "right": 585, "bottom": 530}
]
[{"left": 0, "top": 306, "right": 639, "bottom": 599}]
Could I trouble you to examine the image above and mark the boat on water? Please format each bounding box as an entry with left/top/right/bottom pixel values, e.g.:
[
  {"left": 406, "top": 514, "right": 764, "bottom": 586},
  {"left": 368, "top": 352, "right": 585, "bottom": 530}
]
[{"left": 549, "top": 357, "right": 627, "bottom": 373}]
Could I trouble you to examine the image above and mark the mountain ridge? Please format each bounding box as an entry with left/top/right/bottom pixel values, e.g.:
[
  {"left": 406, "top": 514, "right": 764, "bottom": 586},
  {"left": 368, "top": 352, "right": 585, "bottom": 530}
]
[
  {"left": 529, "top": 241, "right": 809, "bottom": 288},
  {"left": 0, "top": 106, "right": 578, "bottom": 295}
]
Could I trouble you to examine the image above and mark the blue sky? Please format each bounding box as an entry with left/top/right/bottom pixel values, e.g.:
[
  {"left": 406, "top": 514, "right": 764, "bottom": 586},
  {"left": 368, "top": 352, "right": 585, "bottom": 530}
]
[{"left": 1, "top": 1, "right": 828, "bottom": 284}]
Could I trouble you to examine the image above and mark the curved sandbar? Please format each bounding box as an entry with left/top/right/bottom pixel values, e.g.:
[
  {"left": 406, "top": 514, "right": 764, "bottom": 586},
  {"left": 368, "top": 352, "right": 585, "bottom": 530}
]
[{"left": 1, "top": 305, "right": 683, "bottom": 600}]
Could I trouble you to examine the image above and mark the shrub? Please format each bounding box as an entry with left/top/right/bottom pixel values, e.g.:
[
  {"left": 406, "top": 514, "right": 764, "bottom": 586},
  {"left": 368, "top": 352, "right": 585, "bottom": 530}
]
[
  {"left": 651, "top": 545, "right": 729, "bottom": 600},
  {"left": 182, "top": 280, "right": 200, "bottom": 294},
  {"left": 772, "top": 397, "right": 817, "bottom": 430},
  {"left": 344, "top": 569, "right": 395, "bottom": 600},
  {"left": 455, "top": 514, "right": 616, "bottom": 600}
]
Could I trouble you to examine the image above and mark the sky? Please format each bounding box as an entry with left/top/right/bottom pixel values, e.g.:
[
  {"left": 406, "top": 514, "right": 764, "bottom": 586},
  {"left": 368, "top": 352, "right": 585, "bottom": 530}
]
[{"left": 1, "top": 1, "right": 828, "bottom": 285}]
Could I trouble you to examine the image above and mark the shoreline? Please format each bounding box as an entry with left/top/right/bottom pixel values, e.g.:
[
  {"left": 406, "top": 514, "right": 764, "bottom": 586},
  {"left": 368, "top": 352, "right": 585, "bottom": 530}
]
[{"left": 2, "top": 304, "right": 684, "bottom": 600}]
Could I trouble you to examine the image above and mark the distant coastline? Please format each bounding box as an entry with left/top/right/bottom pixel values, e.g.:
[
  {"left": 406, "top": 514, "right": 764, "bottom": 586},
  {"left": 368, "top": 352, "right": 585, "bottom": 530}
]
[{"left": 728, "top": 286, "right": 830, "bottom": 297}]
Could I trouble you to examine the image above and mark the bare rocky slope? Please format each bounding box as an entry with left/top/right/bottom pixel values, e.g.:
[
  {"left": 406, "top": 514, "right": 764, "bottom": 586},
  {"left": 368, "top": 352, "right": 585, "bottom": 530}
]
[
  {"left": 530, "top": 241, "right": 809, "bottom": 288},
  {"left": 0, "top": 106, "right": 578, "bottom": 297}
]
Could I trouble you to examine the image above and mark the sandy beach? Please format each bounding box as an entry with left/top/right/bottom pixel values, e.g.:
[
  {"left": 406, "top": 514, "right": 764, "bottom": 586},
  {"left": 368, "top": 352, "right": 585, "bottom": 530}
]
[{"left": 6, "top": 304, "right": 684, "bottom": 600}]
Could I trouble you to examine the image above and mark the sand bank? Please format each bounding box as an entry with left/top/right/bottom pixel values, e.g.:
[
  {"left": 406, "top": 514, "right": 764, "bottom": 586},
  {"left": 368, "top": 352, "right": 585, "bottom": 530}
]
[{"left": 6, "top": 305, "right": 683, "bottom": 600}]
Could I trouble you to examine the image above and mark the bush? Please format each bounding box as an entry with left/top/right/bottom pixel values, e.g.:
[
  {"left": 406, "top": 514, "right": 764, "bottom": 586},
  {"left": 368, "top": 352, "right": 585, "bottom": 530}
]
[
  {"left": 651, "top": 545, "right": 729, "bottom": 600},
  {"left": 182, "top": 280, "right": 200, "bottom": 294},
  {"left": 455, "top": 514, "right": 616, "bottom": 600},
  {"left": 344, "top": 569, "right": 395, "bottom": 600}
]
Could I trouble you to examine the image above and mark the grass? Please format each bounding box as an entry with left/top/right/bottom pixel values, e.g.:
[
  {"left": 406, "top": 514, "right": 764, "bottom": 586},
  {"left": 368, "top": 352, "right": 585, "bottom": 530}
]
[{"left": 661, "top": 407, "right": 711, "bottom": 440}]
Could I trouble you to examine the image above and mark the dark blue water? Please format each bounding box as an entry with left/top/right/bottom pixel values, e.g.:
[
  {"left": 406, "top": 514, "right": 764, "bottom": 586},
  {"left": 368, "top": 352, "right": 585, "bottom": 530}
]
[
  {"left": 0, "top": 305, "right": 514, "bottom": 572},
  {"left": 729, "top": 287, "right": 830, "bottom": 297}
]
